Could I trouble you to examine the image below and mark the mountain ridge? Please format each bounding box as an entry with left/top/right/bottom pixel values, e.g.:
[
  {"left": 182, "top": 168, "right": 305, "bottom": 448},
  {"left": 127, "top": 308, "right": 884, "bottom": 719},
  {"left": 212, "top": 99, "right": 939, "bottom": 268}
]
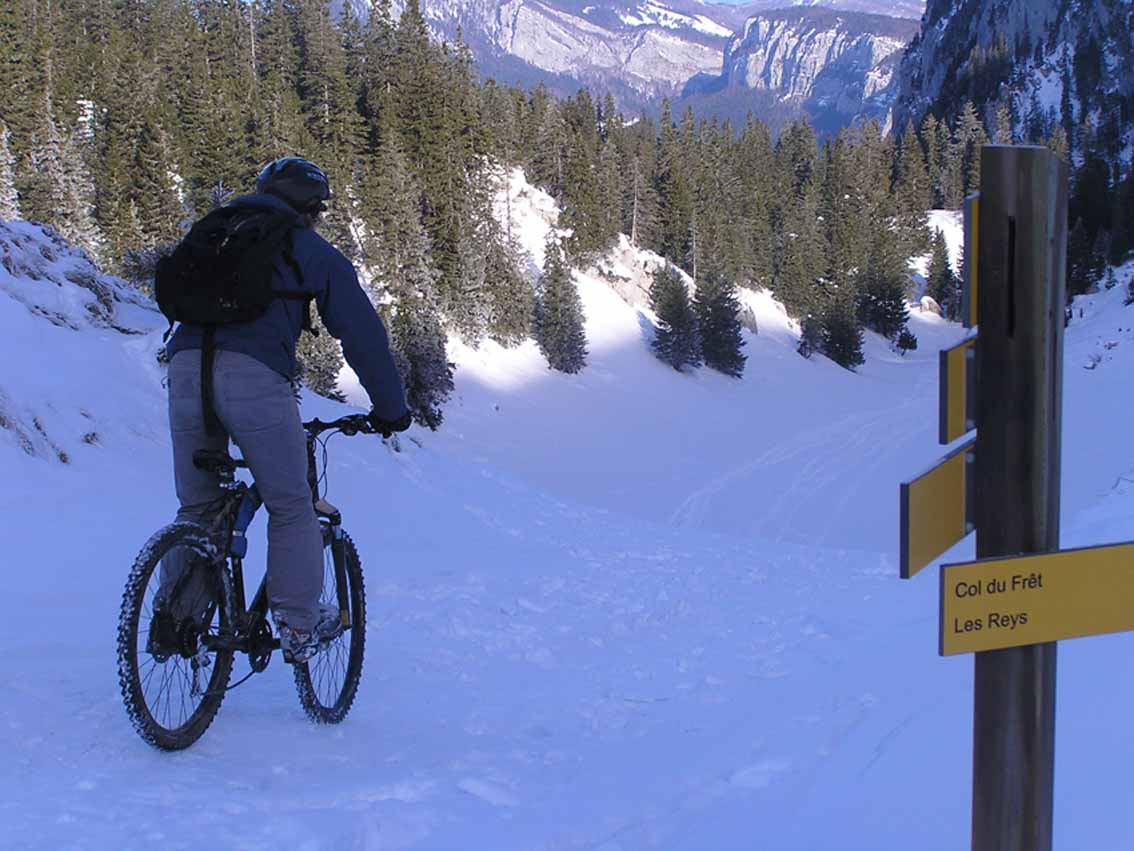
[{"left": 335, "top": 0, "right": 923, "bottom": 126}]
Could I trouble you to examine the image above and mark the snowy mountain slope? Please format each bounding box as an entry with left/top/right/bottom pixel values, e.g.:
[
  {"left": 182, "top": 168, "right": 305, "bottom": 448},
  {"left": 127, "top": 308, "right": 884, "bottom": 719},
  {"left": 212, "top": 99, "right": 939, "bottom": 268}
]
[
  {"left": 894, "top": 0, "right": 1134, "bottom": 162},
  {"left": 3, "top": 189, "right": 1134, "bottom": 849}
]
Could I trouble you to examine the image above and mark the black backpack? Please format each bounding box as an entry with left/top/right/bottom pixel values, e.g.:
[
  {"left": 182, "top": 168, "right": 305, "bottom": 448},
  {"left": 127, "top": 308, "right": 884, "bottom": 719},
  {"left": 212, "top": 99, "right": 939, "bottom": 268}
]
[
  {"left": 155, "top": 203, "right": 311, "bottom": 329},
  {"left": 156, "top": 202, "right": 314, "bottom": 435}
]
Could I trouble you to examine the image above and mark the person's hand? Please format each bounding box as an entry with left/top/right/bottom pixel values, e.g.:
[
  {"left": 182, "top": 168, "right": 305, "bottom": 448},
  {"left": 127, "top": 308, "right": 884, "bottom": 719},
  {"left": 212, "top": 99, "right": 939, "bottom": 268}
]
[{"left": 368, "top": 409, "right": 412, "bottom": 437}]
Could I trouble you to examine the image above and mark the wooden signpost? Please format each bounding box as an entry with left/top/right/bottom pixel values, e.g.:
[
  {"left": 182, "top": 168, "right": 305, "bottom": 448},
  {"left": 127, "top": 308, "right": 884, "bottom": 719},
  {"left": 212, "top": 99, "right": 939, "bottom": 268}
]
[
  {"left": 894, "top": 146, "right": 1128, "bottom": 851},
  {"left": 962, "top": 193, "right": 980, "bottom": 329}
]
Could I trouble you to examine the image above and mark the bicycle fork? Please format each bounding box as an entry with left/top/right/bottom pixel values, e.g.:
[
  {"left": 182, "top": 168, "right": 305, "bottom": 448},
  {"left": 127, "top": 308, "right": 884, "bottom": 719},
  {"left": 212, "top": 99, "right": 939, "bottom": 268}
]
[{"left": 317, "top": 500, "right": 351, "bottom": 630}]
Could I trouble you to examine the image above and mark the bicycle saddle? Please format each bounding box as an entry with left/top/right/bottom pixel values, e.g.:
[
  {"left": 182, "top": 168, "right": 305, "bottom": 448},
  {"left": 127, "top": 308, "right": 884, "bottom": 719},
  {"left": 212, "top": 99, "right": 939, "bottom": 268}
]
[{"left": 192, "top": 450, "right": 242, "bottom": 475}]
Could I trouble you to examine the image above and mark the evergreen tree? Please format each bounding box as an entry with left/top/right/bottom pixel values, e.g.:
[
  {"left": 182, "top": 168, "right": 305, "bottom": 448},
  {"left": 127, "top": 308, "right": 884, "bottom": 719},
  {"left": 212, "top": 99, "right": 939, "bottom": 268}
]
[
  {"left": 0, "top": 121, "right": 19, "bottom": 220},
  {"left": 775, "top": 191, "right": 824, "bottom": 316},
  {"left": 485, "top": 218, "right": 534, "bottom": 347},
  {"left": 390, "top": 282, "right": 453, "bottom": 430},
  {"left": 822, "top": 290, "right": 865, "bottom": 370},
  {"left": 19, "top": 84, "right": 67, "bottom": 226},
  {"left": 993, "top": 99, "right": 1014, "bottom": 145},
  {"left": 693, "top": 271, "right": 746, "bottom": 377},
  {"left": 296, "top": 313, "right": 346, "bottom": 400},
  {"left": 927, "top": 231, "right": 960, "bottom": 319},
  {"left": 534, "top": 236, "right": 587, "bottom": 373},
  {"left": 893, "top": 120, "right": 930, "bottom": 255},
  {"left": 653, "top": 99, "right": 694, "bottom": 271},
  {"left": 956, "top": 100, "right": 989, "bottom": 198},
  {"left": 648, "top": 265, "right": 700, "bottom": 371},
  {"left": 797, "top": 314, "right": 823, "bottom": 359},
  {"left": 560, "top": 90, "right": 607, "bottom": 261},
  {"left": 896, "top": 328, "right": 918, "bottom": 355},
  {"left": 387, "top": 225, "right": 454, "bottom": 430},
  {"left": 363, "top": 123, "right": 454, "bottom": 427},
  {"left": 920, "top": 113, "right": 943, "bottom": 208},
  {"left": 58, "top": 126, "right": 103, "bottom": 261},
  {"left": 858, "top": 230, "right": 910, "bottom": 340},
  {"left": 1066, "top": 218, "right": 1094, "bottom": 297}
]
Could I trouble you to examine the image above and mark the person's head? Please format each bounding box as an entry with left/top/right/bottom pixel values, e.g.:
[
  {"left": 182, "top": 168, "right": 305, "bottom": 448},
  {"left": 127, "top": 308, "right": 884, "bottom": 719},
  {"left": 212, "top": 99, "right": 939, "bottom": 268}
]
[{"left": 255, "top": 157, "right": 330, "bottom": 222}]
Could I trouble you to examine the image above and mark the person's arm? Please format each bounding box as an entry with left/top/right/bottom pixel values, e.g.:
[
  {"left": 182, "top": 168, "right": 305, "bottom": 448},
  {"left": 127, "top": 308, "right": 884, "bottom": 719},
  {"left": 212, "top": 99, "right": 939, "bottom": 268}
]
[{"left": 315, "top": 250, "right": 409, "bottom": 422}]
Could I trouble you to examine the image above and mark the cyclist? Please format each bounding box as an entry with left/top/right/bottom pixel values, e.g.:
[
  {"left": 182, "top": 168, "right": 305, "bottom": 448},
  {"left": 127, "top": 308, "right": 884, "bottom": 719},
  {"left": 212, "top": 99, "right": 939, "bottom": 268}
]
[{"left": 162, "top": 157, "right": 410, "bottom": 662}]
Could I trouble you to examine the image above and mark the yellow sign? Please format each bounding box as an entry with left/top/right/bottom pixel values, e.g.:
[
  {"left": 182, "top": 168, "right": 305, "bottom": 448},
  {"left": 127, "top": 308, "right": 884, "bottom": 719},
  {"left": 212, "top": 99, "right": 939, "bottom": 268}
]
[
  {"left": 939, "top": 337, "right": 976, "bottom": 444},
  {"left": 963, "top": 194, "right": 979, "bottom": 329},
  {"left": 940, "top": 542, "right": 1134, "bottom": 655},
  {"left": 900, "top": 437, "right": 975, "bottom": 579}
]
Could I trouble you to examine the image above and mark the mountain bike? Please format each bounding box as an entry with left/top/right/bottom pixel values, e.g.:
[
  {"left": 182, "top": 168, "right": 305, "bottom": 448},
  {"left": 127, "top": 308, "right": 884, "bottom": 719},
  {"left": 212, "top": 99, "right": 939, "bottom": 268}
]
[{"left": 117, "top": 414, "right": 375, "bottom": 751}]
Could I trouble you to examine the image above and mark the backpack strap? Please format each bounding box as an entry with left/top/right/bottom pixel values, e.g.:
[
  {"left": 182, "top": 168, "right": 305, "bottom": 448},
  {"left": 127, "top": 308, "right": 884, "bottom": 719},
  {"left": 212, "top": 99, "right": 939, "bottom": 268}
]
[
  {"left": 201, "top": 324, "right": 223, "bottom": 437},
  {"left": 275, "top": 229, "right": 318, "bottom": 336}
]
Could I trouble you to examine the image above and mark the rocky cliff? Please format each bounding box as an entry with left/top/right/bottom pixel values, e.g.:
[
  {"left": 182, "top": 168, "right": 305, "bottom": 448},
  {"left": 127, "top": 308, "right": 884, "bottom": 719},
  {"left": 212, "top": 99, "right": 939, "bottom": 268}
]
[{"left": 681, "top": 8, "right": 917, "bottom": 133}]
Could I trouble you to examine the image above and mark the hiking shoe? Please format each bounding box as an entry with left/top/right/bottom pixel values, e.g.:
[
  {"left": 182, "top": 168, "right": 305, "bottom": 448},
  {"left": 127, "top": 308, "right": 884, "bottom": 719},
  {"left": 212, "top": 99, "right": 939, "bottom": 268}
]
[{"left": 278, "top": 604, "right": 345, "bottom": 664}]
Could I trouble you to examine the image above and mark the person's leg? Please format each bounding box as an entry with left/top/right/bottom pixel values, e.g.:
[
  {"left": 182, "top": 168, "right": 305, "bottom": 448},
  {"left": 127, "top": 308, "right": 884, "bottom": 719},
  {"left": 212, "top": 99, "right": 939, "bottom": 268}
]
[
  {"left": 161, "top": 350, "right": 228, "bottom": 619},
  {"left": 212, "top": 350, "right": 323, "bottom": 632}
]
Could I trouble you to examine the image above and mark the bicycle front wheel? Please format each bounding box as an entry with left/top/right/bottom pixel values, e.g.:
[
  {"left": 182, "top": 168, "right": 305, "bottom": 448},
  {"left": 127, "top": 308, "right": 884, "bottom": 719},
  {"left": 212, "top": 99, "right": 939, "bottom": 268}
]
[
  {"left": 117, "top": 522, "right": 235, "bottom": 750},
  {"left": 293, "top": 529, "right": 366, "bottom": 724}
]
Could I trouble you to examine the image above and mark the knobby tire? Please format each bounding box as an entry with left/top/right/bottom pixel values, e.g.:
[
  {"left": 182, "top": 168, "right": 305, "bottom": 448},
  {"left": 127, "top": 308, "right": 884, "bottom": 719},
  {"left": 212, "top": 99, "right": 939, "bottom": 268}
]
[
  {"left": 293, "top": 531, "right": 366, "bottom": 724},
  {"left": 117, "top": 522, "right": 235, "bottom": 750}
]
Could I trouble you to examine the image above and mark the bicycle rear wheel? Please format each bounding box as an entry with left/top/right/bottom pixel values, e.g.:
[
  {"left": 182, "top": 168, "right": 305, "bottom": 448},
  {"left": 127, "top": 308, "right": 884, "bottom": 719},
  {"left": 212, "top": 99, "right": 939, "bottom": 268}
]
[
  {"left": 293, "top": 530, "right": 366, "bottom": 723},
  {"left": 117, "top": 522, "right": 235, "bottom": 750}
]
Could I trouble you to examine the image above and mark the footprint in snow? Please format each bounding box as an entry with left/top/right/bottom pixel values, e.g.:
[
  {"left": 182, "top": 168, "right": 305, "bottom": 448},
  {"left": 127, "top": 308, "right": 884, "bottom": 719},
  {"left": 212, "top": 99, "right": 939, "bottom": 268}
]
[
  {"left": 730, "top": 758, "right": 792, "bottom": 790},
  {"left": 458, "top": 778, "right": 519, "bottom": 808}
]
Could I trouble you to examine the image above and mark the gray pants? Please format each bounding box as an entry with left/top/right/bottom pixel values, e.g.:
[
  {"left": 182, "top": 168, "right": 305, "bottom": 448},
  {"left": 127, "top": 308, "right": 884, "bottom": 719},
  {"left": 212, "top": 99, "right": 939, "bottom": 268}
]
[{"left": 164, "top": 349, "right": 323, "bottom": 631}]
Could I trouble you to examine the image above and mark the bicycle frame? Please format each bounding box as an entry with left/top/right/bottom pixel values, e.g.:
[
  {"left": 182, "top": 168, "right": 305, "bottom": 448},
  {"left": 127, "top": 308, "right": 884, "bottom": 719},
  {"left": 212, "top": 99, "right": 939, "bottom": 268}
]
[{"left": 200, "top": 421, "right": 352, "bottom": 659}]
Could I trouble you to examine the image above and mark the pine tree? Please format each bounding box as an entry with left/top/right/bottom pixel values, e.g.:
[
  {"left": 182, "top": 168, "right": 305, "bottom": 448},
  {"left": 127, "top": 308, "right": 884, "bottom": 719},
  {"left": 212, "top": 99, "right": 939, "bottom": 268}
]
[
  {"left": 896, "top": 328, "right": 918, "bottom": 355},
  {"left": 822, "top": 290, "right": 865, "bottom": 370},
  {"left": 388, "top": 224, "right": 454, "bottom": 430},
  {"left": 648, "top": 265, "right": 700, "bottom": 371},
  {"left": 920, "top": 113, "right": 943, "bottom": 208},
  {"left": 1067, "top": 218, "right": 1094, "bottom": 297},
  {"left": 58, "top": 126, "right": 103, "bottom": 261},
  {"left": 893, "top": 120, "right": 930, "bottom": 255},
  {"left": 797, "top": 314, "right": 823, "bottom": 359},
  {"left": 296, "top": 313, "right": 346, "bottom": 400},
  {"left": 956, "top": 100, "right": 989, "bottom": 198},
  {"left": 535, "top": 236, "right": 587, "bottom": 373},
  {"left": 363, "top": 122, "right": 454, "bottom": 427},
  {"left": 927, "top": 231, "right": 960, "bottom": 319},
  {"left": 0, "top": 121, "right": 19, "bottom": 220},
  {"left": 653, "top": 99, "right": 694, "bottom": 271},
  {"left": 858, "top": 230, "right": 910, "bottom": 340},
  {"left": 693, "top": 272, "right": 746, "bottom": 377},
  {"left": 485, "top": 220, "right": 534, "bottom": 348},
  {"left": 774, "top": 192, "right": 824, "bottom": 316}
]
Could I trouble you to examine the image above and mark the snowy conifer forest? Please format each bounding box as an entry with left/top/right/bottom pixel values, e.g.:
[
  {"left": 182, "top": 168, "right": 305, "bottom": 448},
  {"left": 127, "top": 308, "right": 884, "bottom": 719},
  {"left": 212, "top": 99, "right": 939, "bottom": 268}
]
[
  {"left": 3, "top": 0, "right": 1134, "bottom": 848},
  {"left": 7, "top": 0, "right": 1125, "bottom": 427}
]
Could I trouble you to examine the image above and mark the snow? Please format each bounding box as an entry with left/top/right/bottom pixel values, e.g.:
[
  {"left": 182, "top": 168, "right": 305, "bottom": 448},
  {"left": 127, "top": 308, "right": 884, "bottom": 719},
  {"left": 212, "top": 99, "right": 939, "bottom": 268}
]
[
  {"left": 4, "top": 177, "right": 1134, "bottom": 849},
  {"left": 617, "top": 2, "right": 732, "bottom": 38}
]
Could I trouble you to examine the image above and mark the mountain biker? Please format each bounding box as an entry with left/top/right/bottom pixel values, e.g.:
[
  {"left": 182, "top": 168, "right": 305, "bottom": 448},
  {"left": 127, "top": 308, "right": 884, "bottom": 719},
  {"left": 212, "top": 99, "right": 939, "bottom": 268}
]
[{"left": 162, "top": 156, "right": 410, "bottom": 663}]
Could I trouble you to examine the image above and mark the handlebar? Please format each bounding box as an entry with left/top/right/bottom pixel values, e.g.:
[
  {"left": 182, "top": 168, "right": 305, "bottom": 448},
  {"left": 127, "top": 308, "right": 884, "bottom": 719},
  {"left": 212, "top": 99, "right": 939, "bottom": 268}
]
[{"left": 303, "top": 415, "right": 376, "bottom": 437}]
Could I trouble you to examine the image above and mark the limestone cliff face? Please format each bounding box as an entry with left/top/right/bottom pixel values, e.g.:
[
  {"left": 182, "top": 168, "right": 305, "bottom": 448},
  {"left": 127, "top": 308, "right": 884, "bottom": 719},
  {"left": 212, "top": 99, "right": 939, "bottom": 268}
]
[
  {"left": 681, "top": 9, "right": 917, "bottom": 133},
  {"left": 336, "top": 0, "right": 920, "bottom": 127},
  {"left": 339, "top": 0, "right": 746, "bottom": 110}
]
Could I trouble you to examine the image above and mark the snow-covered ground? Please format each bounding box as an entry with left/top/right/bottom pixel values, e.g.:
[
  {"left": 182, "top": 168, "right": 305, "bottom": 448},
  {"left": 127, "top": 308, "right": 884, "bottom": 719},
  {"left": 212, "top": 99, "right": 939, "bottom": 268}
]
[{"left": 3, "top": 182, "right": 1134, "bottom": 849}]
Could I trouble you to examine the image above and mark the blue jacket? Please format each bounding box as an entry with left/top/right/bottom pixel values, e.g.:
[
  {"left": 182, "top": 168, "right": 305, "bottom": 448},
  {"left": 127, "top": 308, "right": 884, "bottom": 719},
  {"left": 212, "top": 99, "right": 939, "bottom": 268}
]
[{"left": 167, "top": 193, "right": 409, "bottom": 421}]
